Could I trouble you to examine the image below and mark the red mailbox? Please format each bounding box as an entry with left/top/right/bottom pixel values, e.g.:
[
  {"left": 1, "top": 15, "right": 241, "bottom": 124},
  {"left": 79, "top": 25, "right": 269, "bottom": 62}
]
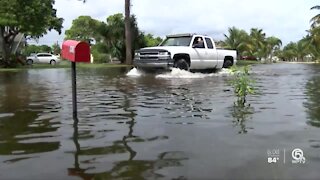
[{"left": 62, "top": 40, "right": 90, "bottom": 63}]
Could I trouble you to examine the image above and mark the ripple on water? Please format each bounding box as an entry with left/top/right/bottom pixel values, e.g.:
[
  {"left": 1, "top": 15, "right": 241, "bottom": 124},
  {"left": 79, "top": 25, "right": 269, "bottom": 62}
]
[
  {"left": 1, "top": 64, "right": 320, "bottom": 179},
  {"left": 0, "top": 113, "right": 15, "bottom": 119}
]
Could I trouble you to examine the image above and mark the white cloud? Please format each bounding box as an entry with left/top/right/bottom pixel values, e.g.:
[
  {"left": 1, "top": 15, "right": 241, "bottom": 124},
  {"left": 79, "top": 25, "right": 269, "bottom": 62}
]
[{"left": 34, "top": 0, "right": 319, "bottom": 46}]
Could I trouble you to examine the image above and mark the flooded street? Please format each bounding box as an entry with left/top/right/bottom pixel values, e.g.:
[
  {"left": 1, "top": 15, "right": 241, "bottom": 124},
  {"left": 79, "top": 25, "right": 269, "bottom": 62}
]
[{"left": 0, "top": 63, "right": 320, "bottom": 179}]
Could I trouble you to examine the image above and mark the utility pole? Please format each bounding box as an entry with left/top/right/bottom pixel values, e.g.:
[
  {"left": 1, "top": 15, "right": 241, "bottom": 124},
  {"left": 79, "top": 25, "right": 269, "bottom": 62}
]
[{"left": 125, "top": 0, "right": 132, "bottom": 65}]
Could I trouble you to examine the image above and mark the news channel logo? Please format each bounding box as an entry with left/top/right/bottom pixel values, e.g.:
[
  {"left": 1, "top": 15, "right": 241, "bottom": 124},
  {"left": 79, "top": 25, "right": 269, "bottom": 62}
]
[
  {"left": 291, "top": 148, "right": 306, "bottom": 164},
  {"left": 267, "top": 148, "right": 306, "bottom": 164}
]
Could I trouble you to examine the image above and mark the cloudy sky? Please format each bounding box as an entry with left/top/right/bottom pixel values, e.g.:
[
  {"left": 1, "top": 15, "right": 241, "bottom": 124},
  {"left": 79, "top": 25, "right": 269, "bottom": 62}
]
[{"left": 33, "top": 0, "right": 318, "bottom": 46}]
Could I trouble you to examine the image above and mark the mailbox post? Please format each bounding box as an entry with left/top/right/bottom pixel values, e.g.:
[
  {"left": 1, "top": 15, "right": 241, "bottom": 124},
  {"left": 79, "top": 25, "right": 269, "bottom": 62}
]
[{"left": 62, "top": 40, "right": 90, "bottom": 120}]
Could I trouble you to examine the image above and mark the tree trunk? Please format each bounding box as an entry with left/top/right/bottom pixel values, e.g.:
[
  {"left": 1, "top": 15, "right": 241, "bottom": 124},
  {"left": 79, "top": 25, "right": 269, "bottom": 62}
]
[
  {"left": 0, "top": 26, "right": 8, "bottom": 64},
  {"left": 269, "top": 55, "right": 273, "bottom": 63},
  {"left": 0, "top": 26, "right": 18, "bottom": 67},
  {"left": 125, "top": 0, "right": 132, "bottom": 65}
]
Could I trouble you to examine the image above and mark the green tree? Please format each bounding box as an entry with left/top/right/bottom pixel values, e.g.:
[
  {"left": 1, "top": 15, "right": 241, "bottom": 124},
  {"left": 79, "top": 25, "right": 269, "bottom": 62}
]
[
  {"left": 23, "top": 45, "right": 40, "bottom": 56},
  {"left": 248, "top": 28, "right": 266, "bottom": 59},
  {"left": 305, "top": 28, "right": 320, "bottom": 60},
  {"left": 144, "top": 34, "right": 162, "bottom": 47},
  {"left": 100, "top": 14, "right": 145, "bottom": 63},
  {"left": 23, "top": 44, "right": 52, "bottom": 56},
  {"left": 65, "top": 14, "right": 146, "bottom": 64},
  {"left": 264, "top": 36, "right": 282, "bottom": 62},
  {"left": 280, "top": 37, "right": 312, "bottom": 61},
  {"left": 281, "top": 42, "right": 297, "bottom": 61},
  {"left": 307, "top": 5, "right": 320, "bottom": 60},
  {"left": 296, "top": 40, "right": 309, "bottom": 61},
  {"left": 78, "top": 0, "right": 134, "bottom": 64},
  {"left": 222, "top": 27, "right": 249, "bottom": 58},
  {"left": 51, "top": 43, "right": 61, "bottom": 55},
  {"left": 0, "top": 0, "right": 63, "bottom": 67},
  {"left": 39, "top": 45, "right": 52, "bottom": 53},
  {"left": 280, "top": 41, "right": 309, "bottom": 61},
  {"left": 223, "top": 27, "right": 282, "bottom": 62},
  {"left": 65, "top": 16, "right": 101, "bottom": 43},
  {"left": 310, "top": 5, "right": 320, "bottom": 28},
  {"left": 277, "top": 5, "right": 320, "bottom": 62}
]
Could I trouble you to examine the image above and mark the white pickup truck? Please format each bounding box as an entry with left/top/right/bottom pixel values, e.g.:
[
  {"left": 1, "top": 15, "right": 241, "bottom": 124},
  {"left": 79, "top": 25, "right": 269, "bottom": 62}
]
[{"left": 133, "top": 33, "right": 237, "bottom": 71}]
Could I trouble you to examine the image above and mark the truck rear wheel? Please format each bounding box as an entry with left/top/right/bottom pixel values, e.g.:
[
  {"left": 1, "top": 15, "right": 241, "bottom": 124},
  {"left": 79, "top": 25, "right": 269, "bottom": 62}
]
[
  {"left": 223, "top": 59, "right": 233, "bottom": 68},
  {"left": 174, "top": 59, "right": 189, "bottom": 71}
]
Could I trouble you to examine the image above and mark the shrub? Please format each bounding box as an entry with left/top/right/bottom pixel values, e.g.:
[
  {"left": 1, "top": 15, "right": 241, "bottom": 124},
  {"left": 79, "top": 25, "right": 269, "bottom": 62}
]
[
  {"left": 92, "top": 52, "right": 110, "bottom": 63},
  {"left": 230, "top": 65, "right": 255, "bottom": 105},
  {"left": 90, "top": 43, "right": 111, "bottom": 63}
]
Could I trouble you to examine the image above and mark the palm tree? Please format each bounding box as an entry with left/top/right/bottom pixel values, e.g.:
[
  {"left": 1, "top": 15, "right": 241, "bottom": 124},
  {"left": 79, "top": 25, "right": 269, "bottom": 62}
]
[
  {"left": 282, "top": 42, "right": 297, "bottom": 61},
  {"left": 296, "top": 40, "right": 310, "bottom": 61},
  {"left": 308, "top": 5, "right": 320, "bottom": 60},
  {"left": 281, "top": 40, "right": 309, "bottom": 61},
  {"left": 310, "top": 5, "right": 320, "bottom": 28},
  {"left": 265, "top": 36, "right": 282, "bottom": 62},
  {"left": 248, "top": 28, "right": 266, "bottom": 60},
  {"left": 222, "top": 27, "right": 249, "bottom": 58},
  {"left": 310, "top": 27, "right": 320, "bottom": 45},
  {"left": 307, "top": 28, "right": 320, "bottom": 59}
]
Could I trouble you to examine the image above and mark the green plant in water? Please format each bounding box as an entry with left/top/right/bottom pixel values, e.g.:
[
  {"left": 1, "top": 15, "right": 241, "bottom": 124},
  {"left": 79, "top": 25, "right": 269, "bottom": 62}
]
[{"left": 230, "top": 65, "right": 255, "bottom": 105}]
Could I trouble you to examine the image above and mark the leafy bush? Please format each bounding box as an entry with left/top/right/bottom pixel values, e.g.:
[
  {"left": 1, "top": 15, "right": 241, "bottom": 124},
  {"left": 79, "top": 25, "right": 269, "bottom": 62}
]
[
  {"left": 92, "top": 52, "right": 110, "bottom": 64},
  {"left": 91, "top": 43, "right": 110, "bottom": 63},
  {"left": 23, "top": 45, "right": 52, "bottom": 56}
]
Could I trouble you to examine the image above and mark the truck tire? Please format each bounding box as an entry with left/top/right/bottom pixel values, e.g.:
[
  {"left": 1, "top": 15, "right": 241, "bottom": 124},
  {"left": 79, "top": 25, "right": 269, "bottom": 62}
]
[
  {"left": 174, "top": 59, "right": 189, "bottom": 71},
  {"left": 223, "top": 59, "right": 233, "bottom": 68}
]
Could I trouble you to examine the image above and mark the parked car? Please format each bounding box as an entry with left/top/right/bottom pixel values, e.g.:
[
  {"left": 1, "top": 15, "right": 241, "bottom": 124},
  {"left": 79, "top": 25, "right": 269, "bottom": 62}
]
[
  {"left": 26, "top": 53, "right": 60, "bottom": 65},
  {"left": 133, "top": 33, "right": 237, "bottom": 71},
  {"left": 240, "top": 55, "right": 258, "bottom": 61}
]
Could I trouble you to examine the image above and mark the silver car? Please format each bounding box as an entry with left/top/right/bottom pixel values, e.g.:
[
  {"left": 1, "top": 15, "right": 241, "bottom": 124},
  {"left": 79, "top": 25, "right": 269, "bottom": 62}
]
[{"left": 26, "top": 53, "right": 60, "bottom": 65}]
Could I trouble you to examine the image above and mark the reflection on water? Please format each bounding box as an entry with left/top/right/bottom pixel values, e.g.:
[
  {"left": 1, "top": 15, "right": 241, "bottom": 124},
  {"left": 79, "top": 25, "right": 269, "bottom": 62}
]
[
  {"left": 68, "top": 115, "right": 187, "bottom": 179},
  {"left": 229, "top": 102, "right": 255, "bottom": 134},
  {"left": 0, "top": 71, "right": 61, "bottom": 156},
  {"left": 0, "top": 110, "right": 60, "bottom": 155},
  {"left": 0, "top": 64, "right": 320, "bottom": 179},
  {"left": 304, "top": 75, "right": 320, "bottom": 127}
]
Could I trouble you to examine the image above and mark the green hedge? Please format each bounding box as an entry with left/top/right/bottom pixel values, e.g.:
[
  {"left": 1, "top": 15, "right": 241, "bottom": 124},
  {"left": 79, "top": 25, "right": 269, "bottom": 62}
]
[{"left": 92, "top": 52, "right": 110, "bottom": 63}]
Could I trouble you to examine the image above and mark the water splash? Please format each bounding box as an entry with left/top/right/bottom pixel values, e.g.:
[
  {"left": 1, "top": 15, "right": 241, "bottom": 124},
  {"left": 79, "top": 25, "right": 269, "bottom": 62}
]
[
  {"left": 156, "top": 68, "right": 233, "bottom": 79},
  {"left": 126, "top": 67, "right": 234, "bottom": 78},
  {"left": 126, "top": 68, "right": 143, "bottom": 77},
  {"left": 216, "top": 68, "right": 235, "bottom": 76}
]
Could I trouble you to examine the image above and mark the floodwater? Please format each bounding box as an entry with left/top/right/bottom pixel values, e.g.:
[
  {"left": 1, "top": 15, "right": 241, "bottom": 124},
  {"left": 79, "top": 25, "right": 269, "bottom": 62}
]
[{"left": 0, "top": 63, "right": 319, "bottom": 180}]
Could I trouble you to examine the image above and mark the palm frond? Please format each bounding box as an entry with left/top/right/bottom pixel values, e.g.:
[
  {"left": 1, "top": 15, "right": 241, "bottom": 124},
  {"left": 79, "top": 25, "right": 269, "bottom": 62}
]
[
  {"left": 311, "top": 5, "right": 320, "bottom": 10},
  {"left": 310, "top": 14, "right": 320, "bottom": 28}
]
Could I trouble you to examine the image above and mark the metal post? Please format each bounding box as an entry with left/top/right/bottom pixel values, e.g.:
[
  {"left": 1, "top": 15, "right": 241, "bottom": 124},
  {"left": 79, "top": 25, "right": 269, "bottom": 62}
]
[{"left": 71, "top": 62, "right": 77, "bottom": 120}]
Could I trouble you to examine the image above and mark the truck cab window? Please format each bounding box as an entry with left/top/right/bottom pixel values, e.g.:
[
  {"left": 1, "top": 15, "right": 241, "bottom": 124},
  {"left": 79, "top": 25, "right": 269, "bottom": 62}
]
[
  {"left": 160, "top": 37, "right": 192, "bottom": 46},
  {"left": 205, "top": 38, "right": 214, "bottom": 49},
  {"left": 192, "top": 37, "right": 205, "bottom": 48}
]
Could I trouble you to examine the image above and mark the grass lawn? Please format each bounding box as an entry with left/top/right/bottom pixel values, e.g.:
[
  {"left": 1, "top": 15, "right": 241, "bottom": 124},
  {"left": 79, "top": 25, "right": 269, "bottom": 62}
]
[
  {"left": 1, "top": 60, "right": 265, "bottom": 72},
  {"left": 236, "top": 60, "right": 261, "bottom": 66},
  {"left": 0, "top": 62, "right": 131, "bottom": 72}
]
